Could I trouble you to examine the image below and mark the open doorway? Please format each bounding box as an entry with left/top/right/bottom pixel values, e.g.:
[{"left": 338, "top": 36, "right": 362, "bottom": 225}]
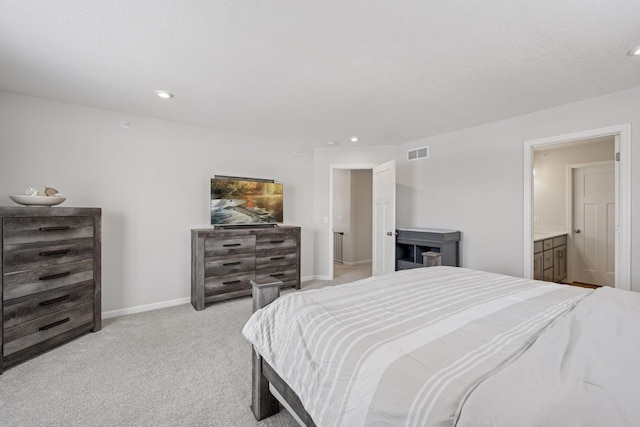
[
  {"left": 532, "top": 137, "right": 614, "bottom": 287},
  {"left": 524, "top": 124, "right": 631, "bottom": 290},
  {"left": 329, "top": 166, "right": 374, "bottom": 282}
]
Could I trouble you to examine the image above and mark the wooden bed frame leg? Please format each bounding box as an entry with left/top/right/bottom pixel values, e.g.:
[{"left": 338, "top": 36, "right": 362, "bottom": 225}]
[
  {"left": 252, "top": 351, "right": 280, "bottom": 420},
  {"left": 250, "top": 278, "right": 282, "bottom": 421}
]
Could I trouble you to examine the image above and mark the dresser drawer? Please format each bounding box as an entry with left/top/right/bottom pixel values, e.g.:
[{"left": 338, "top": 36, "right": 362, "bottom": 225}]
[
  {"left": 204, "top": 253, "right": 255, "bottom": 276},
  {"left": 533, "top": 241, "right": 543, "bottom": 254},
  {"left": 205, "top": 236, "right": 256, "bottom": 257},
  {"left": 256, "top": 251, "right": 297, "bottom": 270},
  {"left": 256, "top": 233, "right": 297, "bottom": 251},
  {"left": 3, "top": 301, "right": 94, "bottom": 357},
  {"left": 204, "top": 272, "right": 254, "bottom": 296},
  {"left": 3, "top": 239, "right": 94, "bottom": 273},
  {"left": 542, "top": 239, "right": 554, "bottom": 250},
  {"left": 3, "top": 216, "right": 94, "bottom": 246},
  {"left": 3, "top": 281, "right": 94, "bottom": 328},
  {"left": 256, "top": 267, "right": 298, "bottom": 288},
  {"left": 553, "top": 235, "right": 567, "bottom": 247},
  {"left": 3, "top": 259, "right": 94, "bottom": 300}
]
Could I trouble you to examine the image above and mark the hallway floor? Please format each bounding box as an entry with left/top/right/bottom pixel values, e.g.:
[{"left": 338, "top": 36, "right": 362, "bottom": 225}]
[{"left": 301, "top": 261, "right": 372, "bottom": 291}]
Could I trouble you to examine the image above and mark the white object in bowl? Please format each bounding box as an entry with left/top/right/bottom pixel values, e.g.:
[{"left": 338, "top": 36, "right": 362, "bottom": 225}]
[{"left": 9, "top": 195, "right": 66, "bottom": 206}]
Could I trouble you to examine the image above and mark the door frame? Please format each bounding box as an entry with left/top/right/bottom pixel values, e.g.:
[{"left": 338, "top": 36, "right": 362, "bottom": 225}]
[
  {"left": 523, "top": 124, "right": 631, "bottom": 290},
  {"left": 565, "top": 160, "right": 615, "bottom": 285},
  {"left": 328, "top": 163, "right": 376, "bottom": 280}
]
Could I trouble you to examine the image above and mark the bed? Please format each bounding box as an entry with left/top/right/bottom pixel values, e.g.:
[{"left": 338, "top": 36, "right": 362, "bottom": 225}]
[{"left": 242, "top": 266, "right": 640, "bottom": 426}]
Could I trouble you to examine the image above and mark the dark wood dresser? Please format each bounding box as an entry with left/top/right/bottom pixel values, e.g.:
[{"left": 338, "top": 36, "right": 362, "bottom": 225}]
[
  {"left": 191, "top": 226, "right": 300, "bottom": 310},
  {"left": 1, "top": 206, "right": 101, "bottom": 372}
]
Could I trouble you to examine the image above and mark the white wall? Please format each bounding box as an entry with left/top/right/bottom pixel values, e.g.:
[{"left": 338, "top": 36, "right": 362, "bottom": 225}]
[
  {"left": 533, "top": 137, "right": 614, "bottom": 232},
  {"left": 350, "top": 169, "right": 372, "bottom": 263},
  {"left": 4, "top": 84, "right": 640, "bottom": 315},
  {"left": 397, "top": 86, "right": 640, "bottom": 291},
  {"left": 332, "top": 169, "right": 351, "bottom": 260},
  {"left": 0, "top": 91, "right": 315, "bottom": 315}
]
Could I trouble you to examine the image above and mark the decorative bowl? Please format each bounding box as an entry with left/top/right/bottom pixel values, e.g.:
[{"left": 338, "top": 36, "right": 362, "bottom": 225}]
[{"left": 9, "top": 195, "right": 66, "bottom": 206}]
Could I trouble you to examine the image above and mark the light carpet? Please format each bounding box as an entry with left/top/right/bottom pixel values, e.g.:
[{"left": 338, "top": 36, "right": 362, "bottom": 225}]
[{"left": 0, "top": 262, "right": 370, "bottom": 427}]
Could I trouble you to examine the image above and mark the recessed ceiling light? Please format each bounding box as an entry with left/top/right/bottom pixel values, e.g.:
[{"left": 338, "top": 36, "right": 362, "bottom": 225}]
[
  {"left": 327, "top": 141, "right": 338, "bottom": 145},
  {"left": 155, "top": 90, "right": 174, "bottom": 99},
  {"left": 627, "top": 46, "right": 640, "bottom": 56},
  {"left": 350, "top": 137, "right": 359, "bottom": 143}
]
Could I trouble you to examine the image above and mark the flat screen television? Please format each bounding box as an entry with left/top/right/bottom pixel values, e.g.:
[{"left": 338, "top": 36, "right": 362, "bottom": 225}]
[{"left": 210, "top": 177, "right": 283, "bottom": 225}]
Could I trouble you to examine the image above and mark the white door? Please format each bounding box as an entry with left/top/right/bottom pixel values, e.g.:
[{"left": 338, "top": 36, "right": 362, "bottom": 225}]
[
  {"left": 572, "top": 163, "right": 615, "bottom": 286},
  {"left": 372, "top": 160, "right": 396, "bottom": 276}
]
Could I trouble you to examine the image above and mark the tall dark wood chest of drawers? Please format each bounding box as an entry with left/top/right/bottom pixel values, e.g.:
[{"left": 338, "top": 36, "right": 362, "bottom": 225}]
[
  {"left": 191, "top": 226, "right": 300, "bottom": 310},
  {"left": 0, "top": 206, "right": 101, "bottom": 372}
]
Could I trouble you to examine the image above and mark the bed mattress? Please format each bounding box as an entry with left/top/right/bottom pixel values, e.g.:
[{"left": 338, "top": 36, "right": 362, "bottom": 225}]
[{"left": 243, "top": 267, "right": 604, "bottom": 426}]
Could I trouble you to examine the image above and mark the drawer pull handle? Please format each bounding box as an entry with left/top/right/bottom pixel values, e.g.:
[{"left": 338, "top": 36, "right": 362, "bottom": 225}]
[
  {"left": 270, "top": 256, "right": 285, "bottom": 261},
  {"left": 223, "top": 243, "right": 242, "bottom": 247},
  {"left": 272, "top": 273, "right": 285, "bottom": 277},
  {"left": 39, "top": 295, "right": 70, "bottom": 306},
  {"left": 39, "top": 226, "right": 71, "bottom": 232},
  {"left": 39, "top": 271, "right": 71, "bottom": 281},
  {"left": 39, "top": 317, "right": 70, "bottom": 331},
  {"left": 223, "top": 261, "right": 242, "bottom": 266},
  {"left": 270, "top": 240, "right": 285, "bottom": 244},
  {"left": 39, "top": 249, "right": 71, "bottom": 257},
  {"left": 222, "top": 280, "right": 242, "bottom": 285}
]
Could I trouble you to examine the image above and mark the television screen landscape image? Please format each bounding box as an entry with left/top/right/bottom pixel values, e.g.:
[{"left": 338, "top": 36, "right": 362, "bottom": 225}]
[{"left": 210, "top": 178, "right": 283, "bottom": 225}]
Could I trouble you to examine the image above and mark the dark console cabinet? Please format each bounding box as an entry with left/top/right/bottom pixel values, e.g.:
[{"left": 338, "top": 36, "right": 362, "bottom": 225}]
[{"left": 395, "top": 228, "right": 461, "bottom": 270}]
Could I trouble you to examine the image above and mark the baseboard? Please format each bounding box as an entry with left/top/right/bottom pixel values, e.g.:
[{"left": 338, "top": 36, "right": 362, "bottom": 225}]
[
  {"left": 103, "top": 276, "right": 328, "bottom": 319},
  {"left": 102, "top": 297, "right": 191, "bottom": 320},
  {"left": 302, "top": 275, "right": 330, "bottom": 281},
  {"left": 341, "top": 259, "right": 372, "bottom": 266},
  {"left": 103, "top": 276, "right": 323, "bottom": 319}
]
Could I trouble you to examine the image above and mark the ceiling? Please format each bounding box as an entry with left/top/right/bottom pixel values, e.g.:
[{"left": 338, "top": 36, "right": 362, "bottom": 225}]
[{"left": 1, "top": 1, "right": 640, "bottom": 150}]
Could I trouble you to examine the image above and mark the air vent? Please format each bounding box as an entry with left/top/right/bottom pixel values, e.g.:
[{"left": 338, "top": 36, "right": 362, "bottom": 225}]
[{"left": 407, "top": 146, "right": 429, "bottom": 161}]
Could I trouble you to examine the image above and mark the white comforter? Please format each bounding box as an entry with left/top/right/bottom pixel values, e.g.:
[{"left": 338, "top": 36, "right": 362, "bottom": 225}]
[
  {"left": 457, "top": 285, "right": 640, "bottom": 427},
  {"left": 243, "top": 267, "right": 609, "bottom": 426}
]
